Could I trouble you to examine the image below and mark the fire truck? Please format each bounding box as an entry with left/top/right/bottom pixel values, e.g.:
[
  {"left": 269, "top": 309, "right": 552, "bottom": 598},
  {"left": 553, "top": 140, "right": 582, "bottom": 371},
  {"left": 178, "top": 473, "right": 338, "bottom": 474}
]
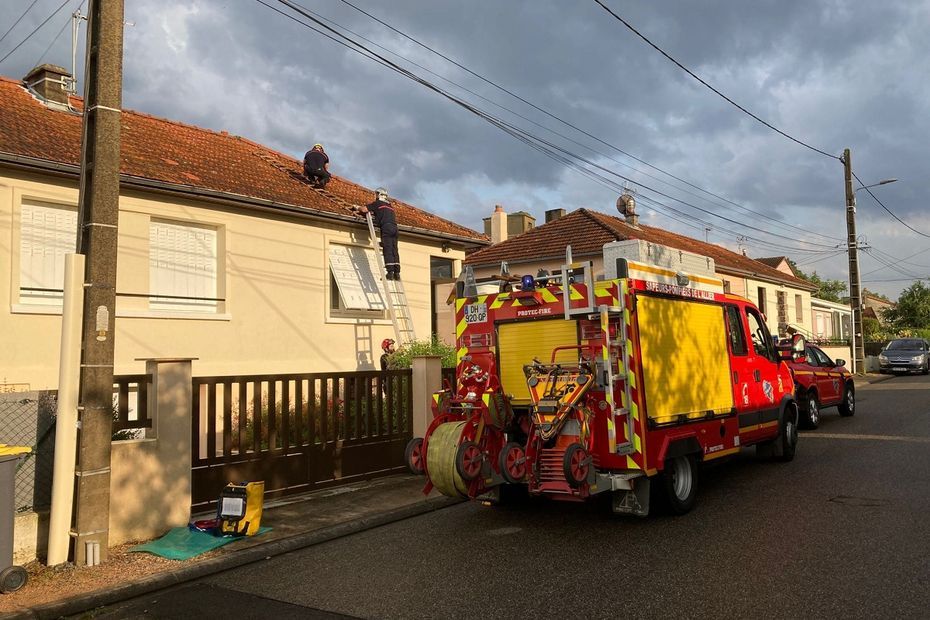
[{"left": 405, "top": 240, "right": 804, "bottom": 515}]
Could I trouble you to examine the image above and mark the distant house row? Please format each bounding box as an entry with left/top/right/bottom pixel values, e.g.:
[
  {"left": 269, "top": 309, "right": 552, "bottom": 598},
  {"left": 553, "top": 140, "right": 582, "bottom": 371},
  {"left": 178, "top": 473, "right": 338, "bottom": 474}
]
[{"left": 472, "top": 205, "right": 851, "bottom": 349}]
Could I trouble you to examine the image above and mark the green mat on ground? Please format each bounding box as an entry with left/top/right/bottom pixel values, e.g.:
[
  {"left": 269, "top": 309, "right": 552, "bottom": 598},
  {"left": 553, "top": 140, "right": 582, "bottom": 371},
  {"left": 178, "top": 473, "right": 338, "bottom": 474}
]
[{"left": 130, "top": 526, "right": 272, "bottom": 561}]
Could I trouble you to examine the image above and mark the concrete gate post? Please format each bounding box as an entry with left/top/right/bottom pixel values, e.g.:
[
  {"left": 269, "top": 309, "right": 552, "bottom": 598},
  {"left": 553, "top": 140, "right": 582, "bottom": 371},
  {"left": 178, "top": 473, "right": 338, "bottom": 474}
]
[
  {"left": 107, "top": 358, "right": 195, "bottom": 545},
  {"left": 411, "top": 356, "right": 442, "bottom": 438}
]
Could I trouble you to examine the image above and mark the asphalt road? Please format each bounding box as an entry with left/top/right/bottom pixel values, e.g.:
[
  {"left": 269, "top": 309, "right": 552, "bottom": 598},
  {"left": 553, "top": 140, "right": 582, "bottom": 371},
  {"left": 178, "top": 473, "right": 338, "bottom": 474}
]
[{"left": 87, "top": 374, "right": 930, "bottom": 619}]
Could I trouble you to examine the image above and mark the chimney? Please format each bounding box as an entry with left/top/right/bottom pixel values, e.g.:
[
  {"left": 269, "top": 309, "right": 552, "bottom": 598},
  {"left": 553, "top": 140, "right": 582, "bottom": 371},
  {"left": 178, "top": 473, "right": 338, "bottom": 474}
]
[
  {"left": 23, "top": 64, "right": 74, "bottom": 108},
  {"left": 545, "top": 208, "right": 565, "bottom": 223},
  {"left": 490, "top": 204, "right": 508, "bottom": 244}
]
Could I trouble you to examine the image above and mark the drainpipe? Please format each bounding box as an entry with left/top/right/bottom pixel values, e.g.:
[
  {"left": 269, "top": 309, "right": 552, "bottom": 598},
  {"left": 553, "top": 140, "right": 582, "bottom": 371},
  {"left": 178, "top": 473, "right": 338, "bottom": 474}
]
[{"left": 47, "top": 254, "right": 85, "bottom": 566}]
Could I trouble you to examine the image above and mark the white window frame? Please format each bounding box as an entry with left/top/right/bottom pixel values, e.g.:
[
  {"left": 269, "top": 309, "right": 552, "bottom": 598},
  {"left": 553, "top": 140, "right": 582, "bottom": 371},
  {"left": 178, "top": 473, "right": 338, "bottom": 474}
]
[
  {"left": 18, "top": 200, "right": 78, "bottom": 306},
  {"left": 328, "top": 243, "right": 387, "bottom": 320},
  {"left": 149, "top": 219, "right": 219, "bottom": 313}
]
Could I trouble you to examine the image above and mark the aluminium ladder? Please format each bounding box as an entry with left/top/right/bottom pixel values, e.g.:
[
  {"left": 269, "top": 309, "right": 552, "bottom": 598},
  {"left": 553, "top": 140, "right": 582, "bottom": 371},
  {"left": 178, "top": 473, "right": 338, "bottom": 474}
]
[{"left": 364, "top": 212, "right": 416, "bottom": 346}]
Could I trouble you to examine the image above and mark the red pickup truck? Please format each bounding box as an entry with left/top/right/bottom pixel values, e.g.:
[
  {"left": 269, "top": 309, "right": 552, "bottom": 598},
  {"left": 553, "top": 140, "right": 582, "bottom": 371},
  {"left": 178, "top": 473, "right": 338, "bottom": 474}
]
[{"left": 786, "top": 345, "right": 854, "bottom": 429}]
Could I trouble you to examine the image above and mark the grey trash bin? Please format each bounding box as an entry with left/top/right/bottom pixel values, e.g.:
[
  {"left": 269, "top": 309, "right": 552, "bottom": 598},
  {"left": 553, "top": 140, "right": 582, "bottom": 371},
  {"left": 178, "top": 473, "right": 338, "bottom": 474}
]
[{"left": 0, "top": 445, "right": 30, "bottom": 594}]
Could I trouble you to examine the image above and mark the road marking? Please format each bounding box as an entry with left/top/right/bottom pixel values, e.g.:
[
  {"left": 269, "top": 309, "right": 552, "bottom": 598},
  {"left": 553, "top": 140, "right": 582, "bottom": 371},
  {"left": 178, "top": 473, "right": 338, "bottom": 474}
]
[
  {"left": 800, "top": 432, "right": 930, "bottom": 444},
  {"left": 860, "top": 384, "right": 929, "bottom": 390}
]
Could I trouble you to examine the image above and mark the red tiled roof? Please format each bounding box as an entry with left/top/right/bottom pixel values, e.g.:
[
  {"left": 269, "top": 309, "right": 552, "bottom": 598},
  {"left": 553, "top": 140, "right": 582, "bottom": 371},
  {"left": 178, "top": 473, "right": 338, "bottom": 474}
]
[
  {"left": 755, "top": 256, "right": 789, "bottom": 268},
  {"left": 465, "top": 208, "right": 816, "bottom": 290},
  {"left": 0, "top": 76, "right": 486, "bottom": 243}
]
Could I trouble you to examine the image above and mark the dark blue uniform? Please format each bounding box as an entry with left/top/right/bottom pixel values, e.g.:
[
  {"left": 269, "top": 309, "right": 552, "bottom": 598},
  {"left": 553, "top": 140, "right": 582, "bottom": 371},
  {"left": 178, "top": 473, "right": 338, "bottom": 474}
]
[
  {"left": 368, "top": 199, "right": 400, "bottom": 279},
  {"left": 303, "top": 149, "right": 330, "bottom": 187}
]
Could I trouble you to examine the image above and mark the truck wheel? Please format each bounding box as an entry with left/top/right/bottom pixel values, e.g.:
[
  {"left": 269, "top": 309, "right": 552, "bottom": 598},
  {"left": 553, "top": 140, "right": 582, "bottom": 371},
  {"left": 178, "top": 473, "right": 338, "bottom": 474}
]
[
  {"left": 802, "top": 391, "right": 820, "bottom": 429},
  {"left": 838, "top": 384, "right": 855, "bottom": 417},
  {"left": 662, "top": 454, "right": 698, "bottom": 515},
  {"left": 776, "top": 403, "right": 799, "bottom": 462},
  {"left": 405, "top": 437, "right": 425, "bottom": 475}
]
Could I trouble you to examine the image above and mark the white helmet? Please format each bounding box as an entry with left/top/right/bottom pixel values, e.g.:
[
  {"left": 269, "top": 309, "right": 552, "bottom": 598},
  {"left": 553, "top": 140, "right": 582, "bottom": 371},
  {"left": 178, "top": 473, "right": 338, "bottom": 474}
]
[{"left": 376, "top": 187, "right": 388, "bottom": 200}]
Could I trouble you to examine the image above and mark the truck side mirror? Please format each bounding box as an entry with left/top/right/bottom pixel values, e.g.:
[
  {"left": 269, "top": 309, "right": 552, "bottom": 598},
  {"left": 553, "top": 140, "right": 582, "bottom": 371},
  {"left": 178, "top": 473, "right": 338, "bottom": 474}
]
[{"left": 835, "top": 359, "right": 846, "bottom": 367}]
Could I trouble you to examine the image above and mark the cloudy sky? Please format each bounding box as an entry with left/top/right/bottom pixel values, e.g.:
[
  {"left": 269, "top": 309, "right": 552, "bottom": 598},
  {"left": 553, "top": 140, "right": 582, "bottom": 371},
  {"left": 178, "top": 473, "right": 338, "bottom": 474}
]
[{"left": 2, "top": 0, "right": 929, "bottom": 299}]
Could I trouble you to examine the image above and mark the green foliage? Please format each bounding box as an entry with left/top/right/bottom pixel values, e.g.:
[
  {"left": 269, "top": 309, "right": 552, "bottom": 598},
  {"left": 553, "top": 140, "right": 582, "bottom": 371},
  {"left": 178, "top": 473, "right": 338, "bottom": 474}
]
[
  {"left": 789, "top": 262, "right": 847, "bottom": 302},
  {"left": 862, "top": 317, "right": 884, "bottom": 340},
  {"left": 387, "top": 336, "right": 457, "bottom": 368},
  {"left": 882, "top": 281, "right": 930, "bottom": 330}
]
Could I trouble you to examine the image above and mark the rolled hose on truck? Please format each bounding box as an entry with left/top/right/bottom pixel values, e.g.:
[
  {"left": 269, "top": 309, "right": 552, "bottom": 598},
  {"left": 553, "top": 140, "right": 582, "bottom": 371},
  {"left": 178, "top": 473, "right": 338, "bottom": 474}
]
[{"left": 425, "top": 421, "right": 470, "bottom": 498}]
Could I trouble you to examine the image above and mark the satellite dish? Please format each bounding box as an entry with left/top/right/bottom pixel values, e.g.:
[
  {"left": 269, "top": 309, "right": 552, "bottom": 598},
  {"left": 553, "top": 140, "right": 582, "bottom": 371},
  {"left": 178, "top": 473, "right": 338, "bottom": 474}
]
[{"left": 616, "top": 193, "right": 636, "bottom": 216}]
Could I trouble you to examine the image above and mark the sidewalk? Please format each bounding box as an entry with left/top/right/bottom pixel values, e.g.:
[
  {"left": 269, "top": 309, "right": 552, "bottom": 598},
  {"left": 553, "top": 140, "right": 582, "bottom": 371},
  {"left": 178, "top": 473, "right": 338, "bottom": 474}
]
[{"left": 1, "top": 474, "right": 458, "bottom": 620}]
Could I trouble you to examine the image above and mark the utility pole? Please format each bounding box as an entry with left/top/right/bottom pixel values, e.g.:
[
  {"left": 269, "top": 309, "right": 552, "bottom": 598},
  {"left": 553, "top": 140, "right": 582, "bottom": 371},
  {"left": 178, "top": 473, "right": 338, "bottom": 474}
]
[
  {"left": 73, "top": 0, "right": 124, "bottom": 566},
  {"left": 842, "top": 147, "right": 865, "bottom": 375}
]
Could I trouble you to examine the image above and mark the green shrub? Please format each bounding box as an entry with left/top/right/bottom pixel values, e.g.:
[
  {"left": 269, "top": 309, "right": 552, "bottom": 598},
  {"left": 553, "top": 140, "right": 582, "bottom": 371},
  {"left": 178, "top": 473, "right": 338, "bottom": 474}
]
[{"left": 387, "top": 336, "right": 457, "bottom": 369}]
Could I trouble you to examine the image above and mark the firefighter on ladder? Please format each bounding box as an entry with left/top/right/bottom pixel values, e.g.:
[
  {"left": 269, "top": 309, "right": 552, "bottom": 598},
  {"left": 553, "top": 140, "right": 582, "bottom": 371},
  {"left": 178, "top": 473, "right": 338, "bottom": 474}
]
[{"left": 357, "top": 187, "right": 400, "bottom": 280}]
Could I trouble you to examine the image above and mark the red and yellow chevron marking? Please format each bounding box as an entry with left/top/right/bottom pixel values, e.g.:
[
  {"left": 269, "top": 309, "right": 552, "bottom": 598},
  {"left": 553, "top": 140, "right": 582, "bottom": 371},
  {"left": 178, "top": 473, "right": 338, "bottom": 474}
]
[{"left": 621, "top": 279, "right": 644, "bottom": 471}]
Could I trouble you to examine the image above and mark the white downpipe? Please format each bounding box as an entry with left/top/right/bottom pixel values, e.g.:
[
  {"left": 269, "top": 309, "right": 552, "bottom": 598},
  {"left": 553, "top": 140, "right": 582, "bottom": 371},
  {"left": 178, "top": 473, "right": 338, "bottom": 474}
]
[{"left": 47, "top": 254, "right": 85, "bottom": 566}]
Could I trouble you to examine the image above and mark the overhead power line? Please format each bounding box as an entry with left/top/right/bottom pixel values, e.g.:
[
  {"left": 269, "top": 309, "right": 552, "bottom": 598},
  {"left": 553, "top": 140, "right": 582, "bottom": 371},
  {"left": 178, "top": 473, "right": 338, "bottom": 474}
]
[
  {"left": 852, "top": 170, "right": 930, "bottom": 239},
  {"left": 592, "top": 0, "right": 840, "bottom": 161},
  {"left": 0, "top": 0, "right": 72, "bottom": 67},
  {"left": 261, "top": 0, "right": 840, "bottom": 255},
  {"left": 0, "top": 0, "right": 41, "bottom": 49},
  {"left": 336, "top": 0, "right": 843, "bottom": 245}
]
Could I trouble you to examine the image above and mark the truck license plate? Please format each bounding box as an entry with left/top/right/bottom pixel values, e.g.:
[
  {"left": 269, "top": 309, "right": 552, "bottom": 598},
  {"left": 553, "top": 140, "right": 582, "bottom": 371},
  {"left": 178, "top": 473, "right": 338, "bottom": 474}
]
[{"left": 464, "top": 303, "right": 487, "bottom": 324}]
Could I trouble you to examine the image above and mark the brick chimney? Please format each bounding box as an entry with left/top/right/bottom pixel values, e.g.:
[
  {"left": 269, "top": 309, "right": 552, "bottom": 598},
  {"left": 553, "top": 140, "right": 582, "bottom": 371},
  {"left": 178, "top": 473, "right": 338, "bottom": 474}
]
[
  {"left": 23, "top": 64, "right": 74, "bottom": 108},
  {"left": 545, "top": 208, "right": 565, "bottom": 223},
  {"left": 489, "top": 204, "right": 508, "bottom": 244}
]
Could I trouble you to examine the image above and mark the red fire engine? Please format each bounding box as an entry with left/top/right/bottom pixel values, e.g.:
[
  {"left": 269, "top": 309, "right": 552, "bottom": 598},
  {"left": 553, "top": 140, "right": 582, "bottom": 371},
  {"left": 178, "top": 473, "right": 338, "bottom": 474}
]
[{"left": 406, "top": 243, "right": 804, "bottom": 515}]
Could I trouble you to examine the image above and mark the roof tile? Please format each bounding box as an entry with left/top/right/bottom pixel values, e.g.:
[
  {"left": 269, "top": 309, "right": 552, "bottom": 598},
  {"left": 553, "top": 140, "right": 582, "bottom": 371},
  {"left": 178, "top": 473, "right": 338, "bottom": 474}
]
[
  {"left": 465, "top": 208, "right": 816, "bottom": 289},
  {"left": 0, "top": 76, "right": 486, "bottom": 243}
]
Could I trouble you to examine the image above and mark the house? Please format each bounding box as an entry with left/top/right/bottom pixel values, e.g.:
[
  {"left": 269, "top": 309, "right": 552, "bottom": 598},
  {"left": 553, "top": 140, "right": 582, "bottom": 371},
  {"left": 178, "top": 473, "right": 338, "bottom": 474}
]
[
  {"left": 465, "top": 206, "right": 817, "bottom": 338},
  {"left": 0, "top": 65, "right": 487, "bottom": 390},
  {"left": 861, "top": 292, "right": 896, "bottom": 325}
]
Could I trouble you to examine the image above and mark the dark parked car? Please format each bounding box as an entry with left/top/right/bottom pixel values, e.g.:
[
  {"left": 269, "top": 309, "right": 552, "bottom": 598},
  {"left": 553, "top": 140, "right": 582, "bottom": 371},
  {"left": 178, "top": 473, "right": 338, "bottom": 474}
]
[
  {"left": 786, "top": 345, "right": 854, "bottom": 429},
  {"left": 878, "top": 338, "right": 930, "bottom": 375}
]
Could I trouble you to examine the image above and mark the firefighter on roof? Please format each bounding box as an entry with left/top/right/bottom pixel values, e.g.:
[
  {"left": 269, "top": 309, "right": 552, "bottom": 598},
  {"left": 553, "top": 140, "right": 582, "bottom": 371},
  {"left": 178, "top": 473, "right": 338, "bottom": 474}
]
[
  {"left": 357, "top": 187, "right": 400, "bottom": 280},
  {"left": 303, "top": 143, "right": 330, "bottom": 188}
]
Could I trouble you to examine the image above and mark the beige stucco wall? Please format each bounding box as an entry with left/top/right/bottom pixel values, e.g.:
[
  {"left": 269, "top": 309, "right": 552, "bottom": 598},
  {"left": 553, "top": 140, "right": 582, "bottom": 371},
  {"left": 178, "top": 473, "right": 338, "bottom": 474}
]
[{"left": 1, "top": 171, "right": 468, "bottom": 389}]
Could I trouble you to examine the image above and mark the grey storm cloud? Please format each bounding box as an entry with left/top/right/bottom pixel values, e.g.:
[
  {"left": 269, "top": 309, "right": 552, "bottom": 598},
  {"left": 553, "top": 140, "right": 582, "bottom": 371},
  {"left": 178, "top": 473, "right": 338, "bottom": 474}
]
[{"left": 1, "top": 0, "right": 928, "bottom": 298}]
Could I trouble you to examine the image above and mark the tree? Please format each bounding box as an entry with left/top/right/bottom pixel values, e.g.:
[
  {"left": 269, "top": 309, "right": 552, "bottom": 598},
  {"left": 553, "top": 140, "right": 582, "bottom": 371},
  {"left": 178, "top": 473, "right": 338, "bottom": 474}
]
[
  {"left": 883, "top": 281, "right": 930, "bottom": 330},
  {"left": 787, "top": 261, "right": 847, "bottom": 302}
]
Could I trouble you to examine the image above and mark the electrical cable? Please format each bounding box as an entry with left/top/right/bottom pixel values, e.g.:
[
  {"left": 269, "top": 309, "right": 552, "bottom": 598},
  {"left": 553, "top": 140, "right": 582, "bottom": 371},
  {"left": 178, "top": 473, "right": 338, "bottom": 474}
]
[
  {"left": 861, "top": 246, "right": 930, "bottom": 277},
  {"left": 335, "top": 0, "right": 844, "bottom": 244},
  {"left": 852, "top": 171, "right": 930, "bottom": 238},
  {"left": 0, "top": 0, "right": 72, "bottom": 67},
  {"left": 0, "top": 0, "right": 41, "bottom": 48},
  {"left": 35, "top": 2, "right": 78, "bottom": 67},
  {"left": 592, "top": 0, "right": 840, "bottom": 160},
  {"left": 263, "top": 0, "right": 841, "bottom": 254}
]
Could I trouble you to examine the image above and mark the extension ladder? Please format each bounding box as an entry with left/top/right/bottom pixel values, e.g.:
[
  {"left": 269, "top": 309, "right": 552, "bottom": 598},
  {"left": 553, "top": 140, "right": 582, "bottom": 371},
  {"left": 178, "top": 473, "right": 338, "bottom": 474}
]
[{"left": 364, "top": 212, "right": 416, "bottom": 345}]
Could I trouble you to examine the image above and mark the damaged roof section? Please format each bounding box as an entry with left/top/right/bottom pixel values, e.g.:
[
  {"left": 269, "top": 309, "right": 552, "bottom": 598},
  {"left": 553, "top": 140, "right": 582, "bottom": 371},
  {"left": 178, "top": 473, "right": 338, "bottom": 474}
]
[{"left": 0, "top": 72, "right": 487, "bottom": 245}]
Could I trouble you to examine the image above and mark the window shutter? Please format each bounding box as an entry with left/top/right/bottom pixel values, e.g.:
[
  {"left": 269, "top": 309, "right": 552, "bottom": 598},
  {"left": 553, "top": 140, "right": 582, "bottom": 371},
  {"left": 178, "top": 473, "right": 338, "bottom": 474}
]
[
  {"left": 149, "top": 220, "right": 217, "bottom": 311},
  {"left": 328, "top": 245, "right": 385, "bottom": 311},
  {"left": 20, "top": 202, "right": 77, "bottom": 303}
]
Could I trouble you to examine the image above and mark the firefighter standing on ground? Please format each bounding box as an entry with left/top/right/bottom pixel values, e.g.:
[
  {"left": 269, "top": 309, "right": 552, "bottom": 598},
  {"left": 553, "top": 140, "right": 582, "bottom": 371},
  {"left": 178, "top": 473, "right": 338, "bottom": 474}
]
[
  {"left": 357, "top": 187, "right": 400, "bottom": 280},
  {"left": 303, "top": 143, "right": 330, "bottom": 188}
]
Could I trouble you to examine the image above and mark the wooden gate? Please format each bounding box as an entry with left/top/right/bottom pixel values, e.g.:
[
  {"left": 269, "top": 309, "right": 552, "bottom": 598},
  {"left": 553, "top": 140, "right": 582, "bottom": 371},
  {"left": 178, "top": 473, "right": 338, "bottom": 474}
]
[{"left": 191, "top": 370, "right": 412, "bottom": 510}]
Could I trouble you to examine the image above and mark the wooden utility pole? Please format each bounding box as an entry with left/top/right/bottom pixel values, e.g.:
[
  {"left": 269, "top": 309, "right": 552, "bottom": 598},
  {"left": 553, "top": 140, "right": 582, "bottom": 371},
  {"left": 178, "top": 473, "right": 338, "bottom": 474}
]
[
  {"left": 842, "top": 148, "right": 865, "bottom": 374},
  {"left": 73, "top": 0, "right": 124, "bottom": 565}
]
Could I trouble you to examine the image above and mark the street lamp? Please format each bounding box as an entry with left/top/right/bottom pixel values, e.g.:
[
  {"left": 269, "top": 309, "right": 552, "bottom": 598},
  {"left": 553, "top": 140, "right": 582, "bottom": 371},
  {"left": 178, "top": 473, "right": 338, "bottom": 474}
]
[
  {"left": 842, "top": 150, "right": 897, "bottom": 375},
  {"left": 855, "top": 178, "right": 898, "bottom": 193}
]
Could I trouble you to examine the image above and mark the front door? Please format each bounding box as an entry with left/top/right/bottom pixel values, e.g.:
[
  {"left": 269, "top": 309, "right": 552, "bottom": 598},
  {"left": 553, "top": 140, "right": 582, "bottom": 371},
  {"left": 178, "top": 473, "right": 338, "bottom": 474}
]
[{"left": 741, "top": 306, "right": 783, "bottom": 440}]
